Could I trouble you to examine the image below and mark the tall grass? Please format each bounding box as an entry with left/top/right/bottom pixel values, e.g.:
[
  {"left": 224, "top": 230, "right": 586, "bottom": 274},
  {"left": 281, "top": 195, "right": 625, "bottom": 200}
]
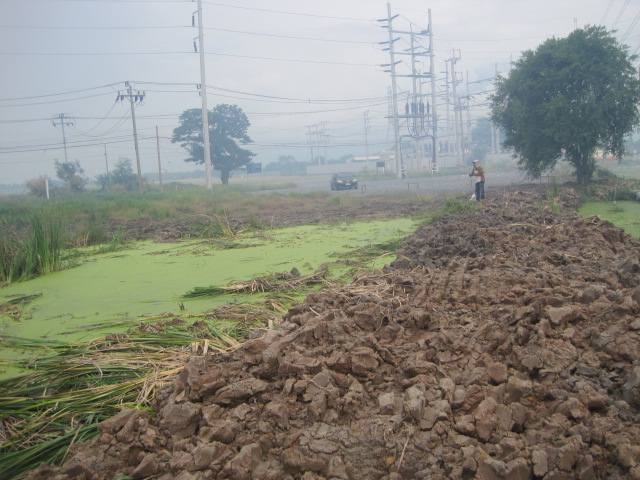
[
  {"left": 0, "top": 212, "right": 65, "bottom": 284},
  {"left": 422, "top": 197, "right": 484, "bottom": 225}
]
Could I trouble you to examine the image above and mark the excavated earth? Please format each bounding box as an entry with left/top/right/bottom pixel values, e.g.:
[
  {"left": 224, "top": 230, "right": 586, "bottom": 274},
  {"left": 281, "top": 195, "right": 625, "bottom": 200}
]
[{"left": 27, "top": 187, "right": 640, "bottom": 480}]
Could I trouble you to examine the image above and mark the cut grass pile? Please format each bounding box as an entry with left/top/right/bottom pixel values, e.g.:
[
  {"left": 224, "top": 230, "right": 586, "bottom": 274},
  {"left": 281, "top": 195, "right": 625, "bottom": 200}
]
[{"left": 0, "top": 304, "right": 280, "bottom": 480}]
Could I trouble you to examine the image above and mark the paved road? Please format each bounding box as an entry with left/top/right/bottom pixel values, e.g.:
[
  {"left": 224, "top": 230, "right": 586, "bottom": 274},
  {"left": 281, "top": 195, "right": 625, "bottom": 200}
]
[{"left": 259, "top": 170, "right": 532, "bottom": 197}]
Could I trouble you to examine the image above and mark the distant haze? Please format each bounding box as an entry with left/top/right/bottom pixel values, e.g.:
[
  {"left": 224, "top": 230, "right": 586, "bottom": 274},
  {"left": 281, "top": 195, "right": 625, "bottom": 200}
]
[{"left": 1, "top": 0, "right": 637, "bottom": 185}]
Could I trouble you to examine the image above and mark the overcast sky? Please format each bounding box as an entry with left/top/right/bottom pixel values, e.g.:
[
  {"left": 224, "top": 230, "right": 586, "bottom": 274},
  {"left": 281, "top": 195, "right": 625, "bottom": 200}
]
[{"left": 1, "top": 0, "right": 638, "bottom": 185}]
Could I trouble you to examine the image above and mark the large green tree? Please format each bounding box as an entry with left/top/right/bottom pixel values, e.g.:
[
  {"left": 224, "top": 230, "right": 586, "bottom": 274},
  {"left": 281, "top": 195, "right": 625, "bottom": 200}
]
[
  {"left": 172, "top": 104, "right": 255, "bottom": 185},
  {"left": 490, "top": 26, "right": 640, "bottom": 184}
]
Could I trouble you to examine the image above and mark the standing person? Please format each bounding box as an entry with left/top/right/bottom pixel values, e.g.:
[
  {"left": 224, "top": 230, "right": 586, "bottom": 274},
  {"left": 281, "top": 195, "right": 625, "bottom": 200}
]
[{"left": 469, "top": 159, "right": 485, "bottom": 201}]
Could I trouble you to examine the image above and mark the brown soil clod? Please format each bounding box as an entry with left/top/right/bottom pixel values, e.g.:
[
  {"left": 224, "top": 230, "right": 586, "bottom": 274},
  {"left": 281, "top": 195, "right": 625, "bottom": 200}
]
[{"left": 26, "top": 186, "right": 640, "bottom": 480}]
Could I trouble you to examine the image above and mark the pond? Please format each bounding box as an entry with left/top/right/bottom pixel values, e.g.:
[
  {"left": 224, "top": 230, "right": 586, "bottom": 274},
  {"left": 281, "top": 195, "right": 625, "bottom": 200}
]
[{"left": 0, "top": 218, "right": 418, "bottom": 379}]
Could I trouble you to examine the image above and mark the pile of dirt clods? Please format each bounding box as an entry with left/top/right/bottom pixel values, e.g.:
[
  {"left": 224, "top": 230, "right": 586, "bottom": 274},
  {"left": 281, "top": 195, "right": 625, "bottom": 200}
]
[{"left": 28, "top": 188, "right": 640, "bottom": 480}]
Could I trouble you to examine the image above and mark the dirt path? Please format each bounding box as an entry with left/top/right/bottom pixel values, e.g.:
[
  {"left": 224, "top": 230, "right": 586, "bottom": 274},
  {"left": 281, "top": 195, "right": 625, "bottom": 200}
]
[{"left": 27, "top": 186, "right": 640, "bottom": 480}]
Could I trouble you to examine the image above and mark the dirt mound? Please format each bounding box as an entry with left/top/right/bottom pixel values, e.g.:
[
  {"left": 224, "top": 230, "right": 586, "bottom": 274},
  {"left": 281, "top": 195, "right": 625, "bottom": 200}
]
[{"left": 27, "top": 188, "right": 640, "bottom": 480}]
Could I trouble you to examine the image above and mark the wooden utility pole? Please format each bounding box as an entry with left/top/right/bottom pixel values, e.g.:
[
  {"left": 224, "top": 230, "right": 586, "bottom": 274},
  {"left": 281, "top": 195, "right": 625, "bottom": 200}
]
[{"left": 156, "top": 126, "right": 163, "bottom": 191}]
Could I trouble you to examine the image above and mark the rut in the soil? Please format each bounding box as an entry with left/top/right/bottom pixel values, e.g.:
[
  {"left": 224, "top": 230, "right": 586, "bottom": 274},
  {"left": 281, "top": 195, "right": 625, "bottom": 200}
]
[{"left": 27, "top": 187, "right": 640, "bottom": 480}]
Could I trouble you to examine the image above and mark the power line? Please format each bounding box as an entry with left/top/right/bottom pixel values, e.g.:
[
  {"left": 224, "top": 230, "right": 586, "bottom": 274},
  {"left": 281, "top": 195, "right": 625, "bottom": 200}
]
[
  {"left": 0, "top": 50, "right": 379, "bottom": 67},
  {"left": 202, "top": 26, "right": 373, "bottom": 44},
  {"left": 0, "top": 91, "right": 115, "bottom": 108},
  {"left": 201, "top": 1, "right": 373, "bottom": 22},
  {"left": 599, "top": 0, "right": 616, "bottom": 25},
  {"left": 611, "top": 0, "right": 631, "bottom": 29},
  {"left": 0, "top": 83, "right": 119, "bottom": 102},
  {"left": 0, "top": 24, "right": 189, "bottom": 30},
  {"left": 0, "top": 23, "right": 374, "bottom": 45}
]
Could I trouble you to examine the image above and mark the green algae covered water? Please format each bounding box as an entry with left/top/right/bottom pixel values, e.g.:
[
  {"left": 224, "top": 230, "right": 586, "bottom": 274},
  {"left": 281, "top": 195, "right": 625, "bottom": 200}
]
[{"left": 0, "top": 218, "right": 417, "bottom": 378}]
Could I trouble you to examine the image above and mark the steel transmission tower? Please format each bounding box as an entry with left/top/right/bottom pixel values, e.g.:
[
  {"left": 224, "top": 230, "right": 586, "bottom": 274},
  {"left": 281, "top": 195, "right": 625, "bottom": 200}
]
[{"left": 379, "top": 5, "right": 439, "bottom": 175}]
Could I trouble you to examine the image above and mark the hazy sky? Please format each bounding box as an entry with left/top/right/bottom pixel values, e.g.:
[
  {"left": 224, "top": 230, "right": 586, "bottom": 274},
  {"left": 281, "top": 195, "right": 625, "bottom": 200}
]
[{"left": 1, "top": 0, "right": 638, "bottom": 185}]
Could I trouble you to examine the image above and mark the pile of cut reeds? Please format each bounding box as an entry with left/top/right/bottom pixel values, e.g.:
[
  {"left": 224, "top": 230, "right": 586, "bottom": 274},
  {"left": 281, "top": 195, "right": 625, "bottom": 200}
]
[
  {"left": 183, "top": 269, "right": 332, "bottom": 298},
  {"left": 0, "top": 309, "right": 277, "bottom": 480}
]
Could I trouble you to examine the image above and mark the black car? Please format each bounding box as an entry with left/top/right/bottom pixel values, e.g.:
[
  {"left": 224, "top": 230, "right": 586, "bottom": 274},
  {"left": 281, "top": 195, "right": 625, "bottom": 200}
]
[{"left": 330, "top": 172, "right": 358, "bottom": 190}]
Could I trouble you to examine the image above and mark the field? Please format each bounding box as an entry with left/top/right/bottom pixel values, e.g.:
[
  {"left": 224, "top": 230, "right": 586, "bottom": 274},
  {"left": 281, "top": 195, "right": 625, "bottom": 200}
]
[{"left": 2, "top": 178, "right": 640, "bottom": 479}]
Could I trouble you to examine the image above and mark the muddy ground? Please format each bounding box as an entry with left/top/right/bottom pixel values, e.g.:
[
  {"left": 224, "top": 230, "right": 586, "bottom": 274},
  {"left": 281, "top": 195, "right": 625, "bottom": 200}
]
[
  {"left": 105, "top": 194, "right": 431, "bottom": 242},
  {"left": 27, "top": 185, "right": 640, "bottom": 480}
]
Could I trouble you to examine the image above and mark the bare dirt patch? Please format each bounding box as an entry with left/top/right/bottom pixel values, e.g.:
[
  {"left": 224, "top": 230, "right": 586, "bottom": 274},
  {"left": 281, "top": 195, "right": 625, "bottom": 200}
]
[
  {"left": 26, "top": 186, "right": 640, "bottom": 480},
  {"left": 105, "top": 194, "right": 430, "bottom": 242}
]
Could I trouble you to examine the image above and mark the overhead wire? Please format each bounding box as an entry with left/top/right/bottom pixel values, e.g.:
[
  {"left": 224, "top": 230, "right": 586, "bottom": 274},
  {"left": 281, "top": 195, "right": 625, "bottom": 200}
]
[
  {"left": 201, "top": 1, "right": 373, "bottom": 22},
  {"left": 611, "top": 0, "right": 631, "bottom": 29},
  {"left": 599, "top": 0, "right": 616, "bottom": 25}
]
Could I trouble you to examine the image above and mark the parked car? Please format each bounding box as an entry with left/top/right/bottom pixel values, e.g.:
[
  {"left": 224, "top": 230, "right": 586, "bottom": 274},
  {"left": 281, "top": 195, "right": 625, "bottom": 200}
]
[{"left": 330, "top": 172, "right": 358, "bottom": 190}]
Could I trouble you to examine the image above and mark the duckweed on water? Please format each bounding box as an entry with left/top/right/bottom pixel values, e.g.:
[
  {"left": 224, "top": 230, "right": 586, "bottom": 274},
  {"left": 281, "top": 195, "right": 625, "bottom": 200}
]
[
  {"left": 0, "top": 218, "right": 416, "bottom": 477},
  {"left": 0, "top": 218, "right": 416, "bottom": 376}
]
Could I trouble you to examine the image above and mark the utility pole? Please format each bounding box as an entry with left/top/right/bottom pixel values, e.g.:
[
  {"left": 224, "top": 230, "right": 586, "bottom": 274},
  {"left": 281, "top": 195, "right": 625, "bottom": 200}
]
[
  {"left": 306, "top": 125, "right": 316, "bottom": 164},
  {"left": 449, "top": 50, "right": 464, "bottom": 165},
  {"left": 116, "top": 82, "right": 145, "bottom": 192},
  {"left": 466, "top": 70, "right": 472, "bottom": 145},
  {"left": 321, "top": 130, "right": 330, "bottom": 165},
  {"left": 306, "top": 123, "right": 328, "bottom": 165},
  {"left": 194, "top": 0, "right": 213, "bottom": 190},
  {"left": 156, "top": 126, "right": 163, "bottom": 191},
  {"left": 443, "top": 64, "right": 451, "bottom": 165},
  {"left": 379, "top": 3, "right": 402, "bottom": 178},
  {"left": 363, "top": 111, "right": 370, "bottom": 161},
  {"left": 380, "top": 7, "right": 436, "bottom": 174},
  {"left": 104, "top": 144, "right": 110, "bottom": 191},
  {"left": 51, "top": 113, "right": 74, "bottom": 163},
  {"left": 427, "top": 9, "right": 438, "bottom": 172}
]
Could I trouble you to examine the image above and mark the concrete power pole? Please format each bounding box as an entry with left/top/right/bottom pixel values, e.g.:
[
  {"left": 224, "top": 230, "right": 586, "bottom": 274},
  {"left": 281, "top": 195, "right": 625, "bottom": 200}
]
[
  {"left": 364, "top": 111, "right": 370, "bottom": 161},
  {"left": 117, "top": 82, "right": 145, "bottom": 192},
  {"left": 449, "top": 50, "right": 464, "bottom": 165},
  {"left": 427, "top": 9, "right": 438, "bottom": 172},
  {"left": 443, "top": 65, "right": 451, "bottom": 165},
  {"left": 51, "top": 113, "right": 74, "bottom": 163},
  {"left": 306, "top": 125, "right": 316, "bottom": 164},
  {"left": 381, "top": 3, "right": 402, "bottom": 178},
  {"left": 104, "top": 144, "right": 110, "bottom": 191},
  {"left": 156, "top": 126, "right": 163, "bottom": 191},
  {"left": 195, "top": 0, "right": 213, "bottom": 190}
]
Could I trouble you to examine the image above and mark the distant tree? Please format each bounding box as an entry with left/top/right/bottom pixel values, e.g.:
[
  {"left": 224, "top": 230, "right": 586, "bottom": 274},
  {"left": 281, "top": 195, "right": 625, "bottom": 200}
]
[
  {"left": 490, "top": 26, "right": 640, "bottom": 184},
  {"left": 468, "top": 145, "right": 489, "bottom": 163},
  {"left": 96, "top": 172, "right": 110, "bottom": 191},
  {"left": 54, "top": 160, "right": 86, "bottom": 193},
  {"left": 264, "top": 155, "right": 308, "bottom": 176},
  {"left": 471, "top": 117, "right": 493, "bottom": 148},
  {"left": 172, "top": 105, "right": 255, "bottom": 185},
  {"left": 25, "top": 176, "right": 50, "bottom": 198},
  {"left": 109, "top": 158, "right": 140, "bottom": 191}
]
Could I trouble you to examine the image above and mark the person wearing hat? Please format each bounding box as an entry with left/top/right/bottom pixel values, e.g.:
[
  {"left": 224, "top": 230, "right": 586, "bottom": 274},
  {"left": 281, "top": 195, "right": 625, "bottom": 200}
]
[{"left": 469, "top": 159, "right": 485, "bottom": 201}]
